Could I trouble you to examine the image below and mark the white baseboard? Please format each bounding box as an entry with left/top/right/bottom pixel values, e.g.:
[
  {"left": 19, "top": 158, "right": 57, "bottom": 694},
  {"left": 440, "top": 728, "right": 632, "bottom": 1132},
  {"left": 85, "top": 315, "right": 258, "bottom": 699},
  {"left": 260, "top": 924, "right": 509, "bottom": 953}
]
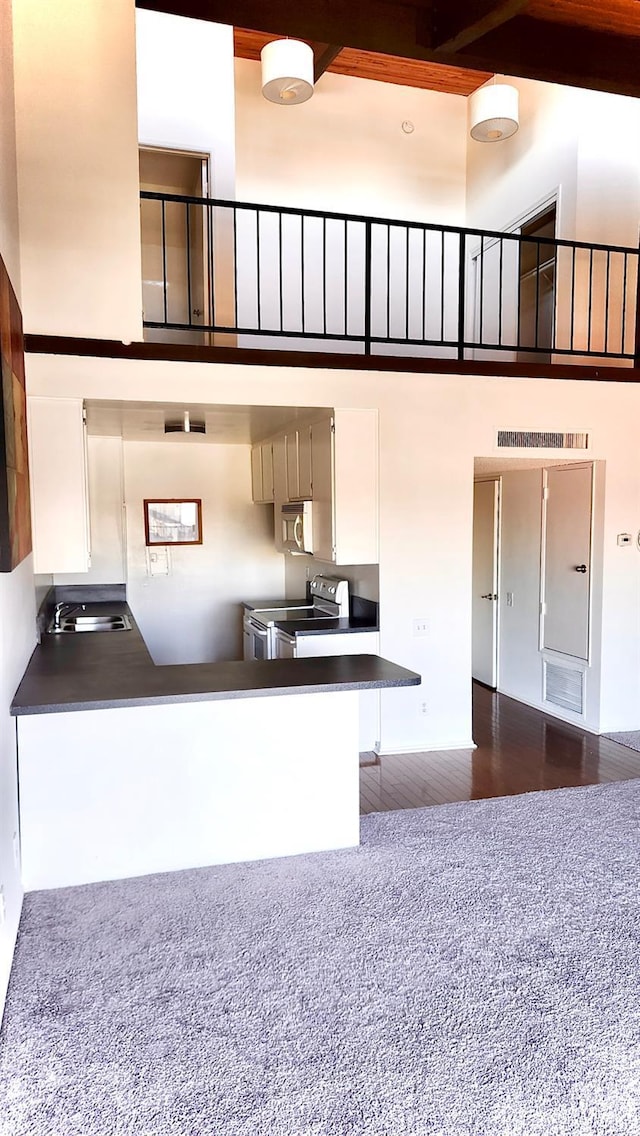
[
  {"left": 375, "top": 738, "right": 477, "bottom": 756},
  {"left": 497, "top": 687, "right": 600, "bottom": 735}
]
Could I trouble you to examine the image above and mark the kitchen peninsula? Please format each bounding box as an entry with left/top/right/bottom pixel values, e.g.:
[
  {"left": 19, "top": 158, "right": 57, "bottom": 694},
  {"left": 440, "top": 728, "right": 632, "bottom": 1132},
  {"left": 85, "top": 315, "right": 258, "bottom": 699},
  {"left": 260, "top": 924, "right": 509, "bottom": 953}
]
[{"left": 12, "top": 593, "right": 419, "bottom": 892}]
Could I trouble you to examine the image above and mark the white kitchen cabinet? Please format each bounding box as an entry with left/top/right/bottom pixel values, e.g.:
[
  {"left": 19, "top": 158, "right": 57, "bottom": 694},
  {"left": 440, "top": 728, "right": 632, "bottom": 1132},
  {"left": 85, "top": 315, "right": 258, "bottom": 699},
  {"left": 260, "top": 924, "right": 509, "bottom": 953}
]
[
  {"left": 272, "top": 435, "right": 287, "bottom": 502},
  {"left": 285, "top": 426, "right": 312, "bottom": 500},
  {"left": 310, "top": 409, "right": 379, "bottom": 565},
  {"left": 293, "top": 631, "right": 381, "bottom": 751},
  {"left": 28, "top": 396, "right": 91, "bottom": 573},
  {"left": 251, "top": 441, "right": 274, "bottom": 504}
]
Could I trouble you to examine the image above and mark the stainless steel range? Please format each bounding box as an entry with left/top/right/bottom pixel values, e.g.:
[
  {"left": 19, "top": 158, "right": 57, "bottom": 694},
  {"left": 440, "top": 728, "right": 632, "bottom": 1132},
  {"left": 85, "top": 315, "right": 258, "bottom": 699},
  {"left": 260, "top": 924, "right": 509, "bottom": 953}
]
[{"left": 243, "top": 575, "right": 349, "bottom": 661}]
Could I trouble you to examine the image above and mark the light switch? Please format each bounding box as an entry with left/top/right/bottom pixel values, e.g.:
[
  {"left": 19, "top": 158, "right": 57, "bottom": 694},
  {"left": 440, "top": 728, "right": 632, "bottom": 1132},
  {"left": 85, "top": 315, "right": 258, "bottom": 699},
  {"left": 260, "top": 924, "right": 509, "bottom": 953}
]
[
  {"left": 506, "top": 592, "right": 514, "bottom": 607},
  {"left": 147, "top": 546, "right": 171, "bottom": 576}
]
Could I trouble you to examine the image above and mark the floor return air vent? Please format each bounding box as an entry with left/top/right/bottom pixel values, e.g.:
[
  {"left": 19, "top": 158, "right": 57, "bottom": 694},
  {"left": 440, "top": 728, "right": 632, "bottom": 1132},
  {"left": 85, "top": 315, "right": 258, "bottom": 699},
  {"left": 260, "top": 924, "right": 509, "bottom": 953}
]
[{"left": 544, "top": 660, "right": 585, "bottom": 715}]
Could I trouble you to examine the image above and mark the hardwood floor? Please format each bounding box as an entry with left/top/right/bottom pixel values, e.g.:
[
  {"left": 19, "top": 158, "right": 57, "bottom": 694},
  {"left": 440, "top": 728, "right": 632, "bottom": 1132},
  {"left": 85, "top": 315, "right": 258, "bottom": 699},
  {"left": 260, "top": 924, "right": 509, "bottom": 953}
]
[{"left": 360, "top": 683, "right": 640, "bottom": 814}]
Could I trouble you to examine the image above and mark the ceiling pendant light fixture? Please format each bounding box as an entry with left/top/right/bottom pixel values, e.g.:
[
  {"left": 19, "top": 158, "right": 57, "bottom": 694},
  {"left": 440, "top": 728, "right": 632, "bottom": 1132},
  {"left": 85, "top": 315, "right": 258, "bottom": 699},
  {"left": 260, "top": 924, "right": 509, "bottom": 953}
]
[
  {"left": 261, "top": 39, "right": 314, "bottom": 105},
  {"left": 469, "top": 80, "right": 519, "bottom": 143},
  {"left": 164, "top": 410, "right": 206, "bottom": 435}
]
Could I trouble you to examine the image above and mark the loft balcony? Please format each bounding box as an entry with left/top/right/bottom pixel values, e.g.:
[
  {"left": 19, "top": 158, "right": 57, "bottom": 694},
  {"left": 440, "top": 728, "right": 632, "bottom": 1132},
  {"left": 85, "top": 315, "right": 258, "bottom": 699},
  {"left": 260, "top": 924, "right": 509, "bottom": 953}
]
[{"left": 139, "top": 190, "right": 640, "bottom": 374}]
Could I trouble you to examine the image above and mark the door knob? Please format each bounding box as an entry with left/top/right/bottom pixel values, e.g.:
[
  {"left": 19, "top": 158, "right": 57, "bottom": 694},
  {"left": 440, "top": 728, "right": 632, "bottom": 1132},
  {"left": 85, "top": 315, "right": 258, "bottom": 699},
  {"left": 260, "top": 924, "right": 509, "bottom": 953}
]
[{"left": 574, "top": 564, "right": 587, "bottom": 573}]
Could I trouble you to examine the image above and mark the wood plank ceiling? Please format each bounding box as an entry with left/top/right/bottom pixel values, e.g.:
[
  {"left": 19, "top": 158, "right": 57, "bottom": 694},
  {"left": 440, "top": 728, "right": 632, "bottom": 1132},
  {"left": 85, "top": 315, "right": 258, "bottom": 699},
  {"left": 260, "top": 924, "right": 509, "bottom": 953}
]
[{"left": 136, "top": 1, "right": 640, "bottom": 98}]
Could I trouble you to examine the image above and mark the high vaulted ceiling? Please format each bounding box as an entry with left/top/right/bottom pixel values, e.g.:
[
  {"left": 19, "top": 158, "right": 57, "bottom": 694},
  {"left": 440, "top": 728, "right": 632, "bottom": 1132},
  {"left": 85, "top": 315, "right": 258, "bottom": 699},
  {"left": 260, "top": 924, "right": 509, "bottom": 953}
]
[{"left": 136, "top": 0, "right": 640, "bottom": 98}]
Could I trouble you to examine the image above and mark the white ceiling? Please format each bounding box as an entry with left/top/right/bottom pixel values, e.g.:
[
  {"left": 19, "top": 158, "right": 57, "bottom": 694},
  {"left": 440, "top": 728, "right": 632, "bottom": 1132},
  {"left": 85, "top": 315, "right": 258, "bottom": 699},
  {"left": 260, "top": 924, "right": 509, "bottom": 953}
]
[{"left": 84, "top": 401, "right": 330, "bottom": 444}]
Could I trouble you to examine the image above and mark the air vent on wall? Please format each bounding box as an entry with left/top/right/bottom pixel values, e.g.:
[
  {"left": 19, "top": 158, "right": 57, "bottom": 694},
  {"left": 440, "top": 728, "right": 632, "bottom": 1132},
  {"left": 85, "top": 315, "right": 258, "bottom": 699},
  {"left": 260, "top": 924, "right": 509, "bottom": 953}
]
[
  {"left": 544, "top": 660, "right": 584, "bottom": 715},
  {"left": 497, "top": 430, "right": 589, "bottom": 450}
]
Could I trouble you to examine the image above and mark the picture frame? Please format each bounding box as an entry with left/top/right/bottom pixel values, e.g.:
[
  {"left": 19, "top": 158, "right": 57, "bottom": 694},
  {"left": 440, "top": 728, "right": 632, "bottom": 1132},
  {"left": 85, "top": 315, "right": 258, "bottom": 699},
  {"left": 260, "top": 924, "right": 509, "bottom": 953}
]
[
  {"left": 0, "top": 253, "right": 31, "bottom": 572},
  {"left": 143, "top": 498, "right": 202, "bottom": 546}
]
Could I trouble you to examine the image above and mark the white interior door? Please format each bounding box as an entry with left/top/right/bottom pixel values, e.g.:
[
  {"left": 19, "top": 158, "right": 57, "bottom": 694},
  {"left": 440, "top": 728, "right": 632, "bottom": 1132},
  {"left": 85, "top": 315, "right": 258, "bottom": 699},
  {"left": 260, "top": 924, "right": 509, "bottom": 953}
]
[
  {"left": 472, "top": 479, "right": 499, "bottom": 686},
  {"left": 542, "top": 464, "right": 593, "bottom": 660}
]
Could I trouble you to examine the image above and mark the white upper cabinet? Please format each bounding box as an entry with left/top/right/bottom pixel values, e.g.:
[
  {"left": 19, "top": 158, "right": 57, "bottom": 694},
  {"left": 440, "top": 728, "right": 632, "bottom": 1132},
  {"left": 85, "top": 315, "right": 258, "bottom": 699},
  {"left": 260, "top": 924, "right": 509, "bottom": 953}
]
[
  {"left": 255, "top": 408, "right": 379, "bottom": 565},
  {"left": 250, "top": 441, "right": 274, "bottom": 504},
  {"left": 312, "top": 409, "right": 379, "bottom": 565},
  {"left": 28, "top": 396, "right": 91, "bottom": 573}
]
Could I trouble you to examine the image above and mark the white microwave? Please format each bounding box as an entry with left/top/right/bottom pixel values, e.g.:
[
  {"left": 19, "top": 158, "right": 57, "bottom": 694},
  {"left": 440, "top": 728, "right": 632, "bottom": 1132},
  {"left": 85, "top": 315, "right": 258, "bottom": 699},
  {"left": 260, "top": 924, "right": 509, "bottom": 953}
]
[{"left": 279, "top": 501, "right": 314, "bottom": 555}]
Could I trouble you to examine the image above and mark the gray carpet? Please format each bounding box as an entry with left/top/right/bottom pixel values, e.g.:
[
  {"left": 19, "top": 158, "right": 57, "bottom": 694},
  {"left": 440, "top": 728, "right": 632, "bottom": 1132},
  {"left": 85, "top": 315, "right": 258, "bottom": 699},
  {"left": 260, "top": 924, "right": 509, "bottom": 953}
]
[
  {"left": 603, "top": 730, "right": 640, "bottom": 754},
  {"left": 3, "top": 781, "right": 640, "bottom": 1136}
]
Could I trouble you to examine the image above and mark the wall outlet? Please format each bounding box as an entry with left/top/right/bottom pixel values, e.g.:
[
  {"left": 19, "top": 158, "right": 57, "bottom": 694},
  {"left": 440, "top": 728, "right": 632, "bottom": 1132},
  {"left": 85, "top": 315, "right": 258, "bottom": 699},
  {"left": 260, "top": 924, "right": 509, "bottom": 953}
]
[
  {"left": 419, "top": 700, "right": 428, "bottom": 715},
  {"left": 0, "top": 887, "right": 5, "bottom": 926},
  {"left": 506, "top": 592, "right": 514, "bottom": 607},
  {"left": 413, "top": 619, "right": 428, "bottom": 637}
]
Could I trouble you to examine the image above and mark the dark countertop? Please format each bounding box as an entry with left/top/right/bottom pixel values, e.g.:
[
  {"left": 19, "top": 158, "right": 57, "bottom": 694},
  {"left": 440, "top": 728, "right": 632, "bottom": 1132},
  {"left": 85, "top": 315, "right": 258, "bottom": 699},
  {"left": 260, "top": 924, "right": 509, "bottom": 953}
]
[
  {"left": 273, "top": 615, "right": 378, "bottom": 636},
  {"left": 12, "top": 600, "right": 418, "bottom": 716}
]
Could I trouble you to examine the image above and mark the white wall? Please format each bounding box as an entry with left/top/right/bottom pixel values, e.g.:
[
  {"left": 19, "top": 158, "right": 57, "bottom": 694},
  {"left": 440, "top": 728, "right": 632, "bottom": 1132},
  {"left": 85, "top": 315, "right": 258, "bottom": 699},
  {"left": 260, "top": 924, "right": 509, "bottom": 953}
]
[
  {"left": 123, "top": 439, "right": 284, "bottom": 663},
  {"left": 12, "top": 0, "right": 142, "bottom": 341},
  {"left": 54, "top": 436, "right": 126, "bottom": 587},
  {"left": 27, "top": 353, "right": 640, "bottom": 748},
  {"left": 235, "top": 60, "right": 467, "bottom": 223},
  {"left": 136, "top": 10, "right": 236, "bottom": 201}
]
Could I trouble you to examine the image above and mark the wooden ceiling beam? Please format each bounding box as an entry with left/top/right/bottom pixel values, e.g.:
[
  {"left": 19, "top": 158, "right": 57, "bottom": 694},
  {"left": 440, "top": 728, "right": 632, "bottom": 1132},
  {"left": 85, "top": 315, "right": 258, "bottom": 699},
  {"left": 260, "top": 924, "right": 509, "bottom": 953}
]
[
  {"left": 311, "top": 44, "right": 344, "bottom": 82},
  {"left": 449, "top": 15, "right": 640, "bottom": 98},
  {"left": 428, "top": 0, "right": 528, "bottom": 54},
  {"left": 135, "top": 1, "right": 640, "bottom": 98}
]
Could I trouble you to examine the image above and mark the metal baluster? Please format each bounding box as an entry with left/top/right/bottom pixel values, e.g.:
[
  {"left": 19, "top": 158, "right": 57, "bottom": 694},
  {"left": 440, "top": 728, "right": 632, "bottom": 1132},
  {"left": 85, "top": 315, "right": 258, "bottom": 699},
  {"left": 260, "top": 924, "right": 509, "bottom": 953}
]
[
  {"left": 161, "top": 199, "right": 168, "bottom": 326},
  {"left": 587, "top": 246, "right": 594, "bottom": 353},
  {"left": 364, "top": 219, "right": 372, "bottom": 355},
  {"left": 405, "top": 225, "right": 410, "bottom": 341},
  {"left": 621, "top": 252, "right": 628, "bottom": 355},
  {"left": 604, "top": 249, "right": 610, "bottom": 356},
  {"left": 498, "top": 236, "right": 503, "bottom": 348},
  {"left": 278, "top": 211, "right": 284, "bottom": 332},
  {"left": 323, "top": 216, "right": 327, "bottom": 337},
  {"left": 569, "top": 245, "right": 576, "bottom": 352},
  {"left": 534, "top": 239, "right": 540, "bottom": 350},
  {"left": 256, "top": 209, "right": 262, "bottom": 331},
  {"left": 186, "top": 203, "right": 192, "bottom": 327},
  {"left": 343, "top": 220, "right": 348, "bottom": 336},
  {"left": 301, "top": 214, "right": 305, "bottom": 334},
  {"left": 422, "top": 226, "right": 427, "bottom": 344},
  {"left": 233, "top": 206, "right": 238, "bottom": 331},
  {"left": 458, "top": 231, "right": 466, "bottom": 360}
]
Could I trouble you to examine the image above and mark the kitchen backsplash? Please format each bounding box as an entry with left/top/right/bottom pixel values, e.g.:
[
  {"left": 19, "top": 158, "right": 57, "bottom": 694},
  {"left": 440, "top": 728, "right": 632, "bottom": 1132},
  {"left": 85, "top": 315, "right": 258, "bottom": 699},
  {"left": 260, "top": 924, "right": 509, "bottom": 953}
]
[{"left": 285, "top": 557, "right": 379, "bottom": 603}]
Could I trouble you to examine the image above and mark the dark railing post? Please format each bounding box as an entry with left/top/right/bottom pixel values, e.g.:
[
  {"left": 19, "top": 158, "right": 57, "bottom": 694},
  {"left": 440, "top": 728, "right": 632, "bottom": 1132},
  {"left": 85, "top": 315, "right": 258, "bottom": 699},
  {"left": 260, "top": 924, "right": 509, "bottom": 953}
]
[
  {"left": 458, "top": 231, "right": 466, "bottom": 360},
  {"left": 364, "top": 219, "right": 372, "bottom": 356},
  {"left": 635, "top": 247, "right": 640, "bottom": 368}
]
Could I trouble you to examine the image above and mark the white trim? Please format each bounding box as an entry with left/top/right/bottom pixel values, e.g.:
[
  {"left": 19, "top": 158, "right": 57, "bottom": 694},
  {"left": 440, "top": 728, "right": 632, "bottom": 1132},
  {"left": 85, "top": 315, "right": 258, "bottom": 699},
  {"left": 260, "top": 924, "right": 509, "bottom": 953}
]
[{"left": 375, "top": 738, "right": 477, "bottom": 756}]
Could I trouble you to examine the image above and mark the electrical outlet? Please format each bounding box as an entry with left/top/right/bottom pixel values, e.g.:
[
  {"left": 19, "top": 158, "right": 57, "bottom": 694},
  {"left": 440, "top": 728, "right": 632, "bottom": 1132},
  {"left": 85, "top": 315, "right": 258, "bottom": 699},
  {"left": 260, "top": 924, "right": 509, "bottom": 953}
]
[
  {"left": 506, "top": 592, "right": 514, "bottom": 607},
  {"left": 0, "top": 887, "right": 5, "bottom": 926},
  {"left": 413, "top": 619, "right": 428, "bottom": 637},
  {"left": 419, "top": 701, "right": 428, "bottom": 715}
]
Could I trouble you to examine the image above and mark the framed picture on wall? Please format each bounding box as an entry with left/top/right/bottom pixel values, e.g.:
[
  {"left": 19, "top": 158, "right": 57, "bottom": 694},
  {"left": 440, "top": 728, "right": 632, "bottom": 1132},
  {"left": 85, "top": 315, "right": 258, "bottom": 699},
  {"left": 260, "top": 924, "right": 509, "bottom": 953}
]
[
  {"left": 144, "top": 499, "right": 203, "bottom": 546},
  {"left": 0, "top": 253, "right": 31, "bottom": 572}
]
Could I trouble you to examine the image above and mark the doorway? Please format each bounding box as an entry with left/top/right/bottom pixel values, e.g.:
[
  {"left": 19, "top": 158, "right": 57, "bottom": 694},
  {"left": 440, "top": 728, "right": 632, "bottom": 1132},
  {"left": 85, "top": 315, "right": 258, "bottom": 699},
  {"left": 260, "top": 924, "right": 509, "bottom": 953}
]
[
  {"left": 472, "top": 478, "right": 499, "bottom": 688},
  {"left": 472, "top": 457, "right": 597, "bottom": 721},
  {"left": 139, "top": 146, "right": 210, "bottom": 345},
  {"left": 517, "top": 204, "right": 557, "bottom": 362}
]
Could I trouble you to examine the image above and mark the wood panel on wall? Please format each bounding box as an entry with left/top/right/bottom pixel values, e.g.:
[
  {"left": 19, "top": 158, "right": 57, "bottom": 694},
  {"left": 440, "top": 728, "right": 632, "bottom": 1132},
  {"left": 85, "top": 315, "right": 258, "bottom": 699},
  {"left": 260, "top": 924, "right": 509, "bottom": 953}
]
[{"left": 0, "top": 254, "right": 31, "bottom": 571}]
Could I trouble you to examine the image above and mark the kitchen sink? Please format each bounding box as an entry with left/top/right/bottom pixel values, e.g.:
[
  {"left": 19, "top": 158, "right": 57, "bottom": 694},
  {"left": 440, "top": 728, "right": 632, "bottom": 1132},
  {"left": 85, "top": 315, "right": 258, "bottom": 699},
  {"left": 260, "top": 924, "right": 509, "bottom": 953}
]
[{"left": 48, "top": 614, "right": 132, "bottom": 634}]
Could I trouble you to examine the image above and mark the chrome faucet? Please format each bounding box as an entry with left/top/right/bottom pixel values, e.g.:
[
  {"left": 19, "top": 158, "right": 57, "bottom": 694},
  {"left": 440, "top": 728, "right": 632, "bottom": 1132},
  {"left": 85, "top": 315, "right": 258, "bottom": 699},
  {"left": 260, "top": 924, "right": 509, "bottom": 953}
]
[{"left": 53, "top": 602, "right": 86, "bottom": 629}]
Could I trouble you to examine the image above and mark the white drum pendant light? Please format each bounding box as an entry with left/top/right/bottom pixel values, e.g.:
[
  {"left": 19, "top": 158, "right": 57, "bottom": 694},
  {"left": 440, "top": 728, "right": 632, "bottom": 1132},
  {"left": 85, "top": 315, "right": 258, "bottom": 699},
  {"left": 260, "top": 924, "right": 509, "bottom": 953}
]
[
  {"left": 261, "top": 39, "right": 314, "bottom": 105},
  {"left": 469, "top": 82, "right": 519, "bottom": 142}
]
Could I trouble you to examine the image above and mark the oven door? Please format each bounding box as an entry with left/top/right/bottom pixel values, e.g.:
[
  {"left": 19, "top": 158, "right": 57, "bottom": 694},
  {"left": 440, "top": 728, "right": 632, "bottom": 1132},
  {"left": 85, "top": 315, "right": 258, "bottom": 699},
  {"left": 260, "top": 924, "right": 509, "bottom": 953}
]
[{"left": 243, "top": 615, "right": 272, "bottom": 661}]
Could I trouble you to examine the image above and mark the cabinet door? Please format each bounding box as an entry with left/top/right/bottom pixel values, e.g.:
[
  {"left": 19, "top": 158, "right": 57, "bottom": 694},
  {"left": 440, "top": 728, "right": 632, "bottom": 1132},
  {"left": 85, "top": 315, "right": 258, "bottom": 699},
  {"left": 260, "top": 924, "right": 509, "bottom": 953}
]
[
  {"left": 295, "top": 632, "right": 380, "bottom": 751},
  {"left": 260, "top": 442, "right": 274, "bottom": 502},
  {"left": 272, "top": 435, "right": 287, "bottom": 503},
  {"left": 309, "top": 417, "right": 334, "bottom": 562},
  {"left": 298, "top": 426, "right": 312, "bottom": 498},
  {"left": 28, "top": 397, "right": 91, "bottom": 573},
  {"left": 250, "top": 445, "right": 263, "bottom": 503},
  {"left": 285, "top": 432, "right": 299, "bottom": 499}
]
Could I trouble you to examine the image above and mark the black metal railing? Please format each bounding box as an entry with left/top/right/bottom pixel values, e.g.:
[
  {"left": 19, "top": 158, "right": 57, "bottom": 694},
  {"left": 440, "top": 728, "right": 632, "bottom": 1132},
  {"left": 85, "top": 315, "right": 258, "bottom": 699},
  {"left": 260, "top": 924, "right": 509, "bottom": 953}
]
[{"left": 140, "top": 190, "right": 640, "bottom": 366}]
